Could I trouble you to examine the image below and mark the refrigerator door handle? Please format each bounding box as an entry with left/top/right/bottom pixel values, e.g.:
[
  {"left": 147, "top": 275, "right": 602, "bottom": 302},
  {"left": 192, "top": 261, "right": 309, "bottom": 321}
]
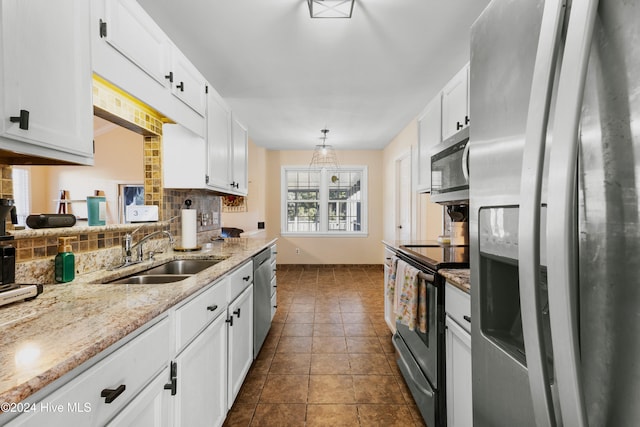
[
  {"left": 518, "top": 1, "right": 568, "bottom": 426},
  {"left": 546, "top": 1, "right": 600, "bottom": 426}
]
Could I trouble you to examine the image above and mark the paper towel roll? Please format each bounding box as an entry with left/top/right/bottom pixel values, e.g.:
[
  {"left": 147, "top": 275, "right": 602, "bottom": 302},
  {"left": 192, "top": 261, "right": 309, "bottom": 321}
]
[{"left": 181, "top": 209, "right": 198, "bottom": 249}]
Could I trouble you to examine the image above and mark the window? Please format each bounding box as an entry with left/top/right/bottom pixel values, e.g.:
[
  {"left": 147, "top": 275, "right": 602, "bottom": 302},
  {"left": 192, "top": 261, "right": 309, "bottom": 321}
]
[{"left": 282, "top": 166, "right": 367, "bottom": 236}]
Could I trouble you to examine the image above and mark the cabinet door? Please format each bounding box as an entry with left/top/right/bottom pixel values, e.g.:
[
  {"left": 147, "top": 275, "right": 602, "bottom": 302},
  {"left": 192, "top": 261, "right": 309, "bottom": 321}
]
[
  {"left": 416, "top": 95, "right": 442, "bottom": 192},
  {"left": 0, "top": 0, "right": 93, "bottom": 164},
  {"left": 227, "top": 285, "right": 254, "bottom": 409},
  {"left": 230, "top": 115, "right": 248, "bottom": 195},
  {"left": 105, "top": 367, "right": 170, "bottom": 427},
  {"left": 206, "top": 87, "right": 231, "bottom": 190},
  {"left": 174, "top": 312, "right": 228, "bottom": 427},
  {"left": 441, "top": 65, "right": 469, "bottom": 140},
  {"left": 171, "top": 48, "right": 207, "bottom": 116},
  {"left": 162, "top": 123, "right": 207, "bottom": 189},
  {"left": 104, "top": 0, "right": 170, "bottom": 88},
  {"left": 445, "top": 315, "right": 472, "bottom": 427}
]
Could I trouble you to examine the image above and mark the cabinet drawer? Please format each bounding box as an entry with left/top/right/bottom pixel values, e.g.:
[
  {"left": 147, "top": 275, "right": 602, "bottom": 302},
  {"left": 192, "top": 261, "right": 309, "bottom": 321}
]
[
  {"left": 270, "top": 291, "right": 277, "bottom": 321},
  {"left": 175, "top": 279, "right": 228, "bottom": 352},
  {"left": 270, "top": 260, "right": 276, "bottom": 279},
  {"left": 228, "top": 261, "right": 252, "bottom": 302},
  {"left": 9, "top": 317, "right": 170, "bottom": 427},
  {"left": 270, "top": 244, "right": 277, "bottom": 259},
  {"left": 445, "top": 282, "right": 471, "bottom": 333}
]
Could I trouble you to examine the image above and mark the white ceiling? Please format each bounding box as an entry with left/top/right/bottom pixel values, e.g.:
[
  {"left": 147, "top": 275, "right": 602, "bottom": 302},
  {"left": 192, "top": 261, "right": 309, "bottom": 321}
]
[{"left": 136, "top": 0, "right": 489, "bottom": 151}]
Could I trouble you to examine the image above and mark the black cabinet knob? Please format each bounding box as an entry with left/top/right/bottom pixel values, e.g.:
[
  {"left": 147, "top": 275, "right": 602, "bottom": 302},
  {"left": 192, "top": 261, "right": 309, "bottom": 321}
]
[
  {"left": 10, "top": 110, "right": 29, "bottom": 130},
  {"left": 165, "top": 71, "right": 174, "bottom": 83},
  {"left": 176, "top": 82, "right": 184, "bottom": 91},
  {"left": 101, "top": 384, "right": 126, "bottom": 404},
  {"left": 233, "top": 308, "right": 241, "bottom": 318},
  {"left": 456, "top": 121, "right": 463, "bottom": 130},
  {"left": 206, "top": 304, "right": 218, "bottom": 312},
  {"left": 463, "top": 315, "right": 471, "bottom": 323},
  {"left": 226, "top": 316, "right": 233, "bottom": 326},
  {"left": 465, "top": 115, "right": 470, "bottom": 125},
  {"left": 243, "top": 275, "right": 251, "bottom": 281}
]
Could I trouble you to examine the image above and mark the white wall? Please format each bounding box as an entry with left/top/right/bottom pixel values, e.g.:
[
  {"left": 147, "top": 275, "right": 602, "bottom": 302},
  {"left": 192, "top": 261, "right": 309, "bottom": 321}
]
[
  {"left": 265, "top": 149, "right": 383, "bottom": 264},
  {"left": 30, "top": 124, "right": 144, "bottom": 223}
]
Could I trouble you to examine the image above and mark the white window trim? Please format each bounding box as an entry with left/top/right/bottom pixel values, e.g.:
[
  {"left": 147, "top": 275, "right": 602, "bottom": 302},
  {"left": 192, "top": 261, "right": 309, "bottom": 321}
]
[{"left": 281, "top": 165, "right": 368, "bottom": 237}]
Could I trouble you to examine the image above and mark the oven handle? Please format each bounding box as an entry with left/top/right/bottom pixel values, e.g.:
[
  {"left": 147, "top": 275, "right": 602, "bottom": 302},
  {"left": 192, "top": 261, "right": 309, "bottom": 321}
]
[
  {"left": 392, "top": 333, "right": 434, "bottom": 398},
  {"left": 418, "top": 272, "right": 435, "bottom": 284}
]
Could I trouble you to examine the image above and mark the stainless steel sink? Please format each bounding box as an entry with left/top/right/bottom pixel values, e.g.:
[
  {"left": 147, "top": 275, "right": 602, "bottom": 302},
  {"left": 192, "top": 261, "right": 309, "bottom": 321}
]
[
  {"left": 108, "top": 274, "right": 193, "bottom": 285},
  {"left": 141, "top": 259, "right": 223, "bottom": 275}
]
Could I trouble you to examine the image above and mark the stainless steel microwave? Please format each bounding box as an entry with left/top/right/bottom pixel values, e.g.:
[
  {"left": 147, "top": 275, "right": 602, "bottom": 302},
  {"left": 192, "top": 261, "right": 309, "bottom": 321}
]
[{"left": 430, "top": 127, "right": 470, "bottom": 204}]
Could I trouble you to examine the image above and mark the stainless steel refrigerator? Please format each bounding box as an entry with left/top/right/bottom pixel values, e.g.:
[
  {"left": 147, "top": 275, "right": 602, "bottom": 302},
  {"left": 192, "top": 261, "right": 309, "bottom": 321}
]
[{"left": 469, "top": 0, "right": 640, "bottom": 426}]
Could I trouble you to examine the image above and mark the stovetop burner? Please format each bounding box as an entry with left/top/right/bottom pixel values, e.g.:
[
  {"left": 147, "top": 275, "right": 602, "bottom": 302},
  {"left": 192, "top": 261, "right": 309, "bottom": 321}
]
[{"left": 398, "top": 244, "right": 469, "bottom": 270}]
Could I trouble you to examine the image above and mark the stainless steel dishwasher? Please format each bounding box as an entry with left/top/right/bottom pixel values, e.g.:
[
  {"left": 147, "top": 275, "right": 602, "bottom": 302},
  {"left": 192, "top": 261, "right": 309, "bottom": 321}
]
[{"left": 253, "top": 247, "right": 272, "bottom": 358}]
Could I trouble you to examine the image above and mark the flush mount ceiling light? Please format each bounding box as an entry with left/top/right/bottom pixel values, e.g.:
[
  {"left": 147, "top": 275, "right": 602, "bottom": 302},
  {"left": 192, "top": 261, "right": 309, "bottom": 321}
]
[
  {"left": 309, "top": 129, "right": 339, "bottom": 169},
  {"left": 308, "top": 0, "right": 354, "bottom": 18}
]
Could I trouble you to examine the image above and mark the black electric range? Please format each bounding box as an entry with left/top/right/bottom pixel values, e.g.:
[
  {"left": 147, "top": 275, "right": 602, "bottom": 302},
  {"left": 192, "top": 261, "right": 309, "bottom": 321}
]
[{"left": 397, "top": 244, "right": 469, "bottom": 271}]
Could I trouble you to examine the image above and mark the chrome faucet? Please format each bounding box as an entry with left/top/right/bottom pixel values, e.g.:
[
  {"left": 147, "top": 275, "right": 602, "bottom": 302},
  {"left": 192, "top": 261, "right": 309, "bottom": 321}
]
[{"left": 129, "top": 230, "right": 175, "bottom": 262}]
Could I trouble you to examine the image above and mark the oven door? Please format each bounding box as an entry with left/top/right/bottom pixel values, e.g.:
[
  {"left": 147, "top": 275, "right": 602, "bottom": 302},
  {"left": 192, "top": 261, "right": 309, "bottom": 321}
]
[{"left": 394, "top": 272, "right": 441, "bottom": 388}]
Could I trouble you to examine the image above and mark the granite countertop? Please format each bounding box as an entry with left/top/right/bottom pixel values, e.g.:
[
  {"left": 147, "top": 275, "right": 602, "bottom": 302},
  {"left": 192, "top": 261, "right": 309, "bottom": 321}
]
[
  {"left": 0, "top": 237, "right": 276, "bottom": 407},
  {"left": 439, "top": 268, "right": 470, "bottom": 293}
]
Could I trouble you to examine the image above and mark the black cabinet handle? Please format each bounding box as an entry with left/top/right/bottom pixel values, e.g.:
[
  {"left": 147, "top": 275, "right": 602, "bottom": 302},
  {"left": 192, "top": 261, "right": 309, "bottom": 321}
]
[
  {"left": 10, "top": 110, "right": 29, "bottom": 130},
  {"left": 226, "top": 316, "right": 233, "bottom": 326},
  {"left": 456, "top": 121, "right": 463, "bottom": 130},
  {"left": 99, "top": 19, "right": 107, "bottom": 38},
  {"left": 165, "top": 71, "right": 174, "bottom": 83},
  {"left": 273, "top": 305, "right": 278, "bottom": 308},
  {"left": 463, "top": 315, "right": 471, "bottom": 323},
  {"left": 101, "top": 384, "right": 126, "bottom": 404},
  {"left": 465, "top": 115, "right": 470, "bottom": 125},
  {"left": 163, "top": 361, "right": 177, "bottom": 396},
  {"left": 243, "top": 275, "right": 251, "bottom": 281},
  {"left": 233, "top": 308, "right": 241, "bottom": 318},
  {"left": 273, "top": 284, "right": 277, "bottom": 288},
  {"left": 176, "top": 81, "right": 184, "bottom": 91},
  {"left": 206, "top": 304, "right": 218, "bottom": 312}
]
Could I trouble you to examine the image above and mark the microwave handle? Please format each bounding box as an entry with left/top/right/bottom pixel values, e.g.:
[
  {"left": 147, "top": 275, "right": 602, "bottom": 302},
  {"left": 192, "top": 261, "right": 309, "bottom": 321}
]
[{"left": 461, "top": 141, "right": 470, "bottom": 181}]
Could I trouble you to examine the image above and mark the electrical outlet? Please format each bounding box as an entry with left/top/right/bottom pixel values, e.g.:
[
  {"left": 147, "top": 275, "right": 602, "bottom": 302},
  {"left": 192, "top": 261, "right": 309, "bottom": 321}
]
[{"left": 295, "top": 248, "right": 301, "bottom": 255}]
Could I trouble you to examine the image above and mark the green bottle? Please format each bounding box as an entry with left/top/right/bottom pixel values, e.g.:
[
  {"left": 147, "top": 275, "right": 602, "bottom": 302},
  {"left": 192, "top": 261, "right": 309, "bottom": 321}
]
[{"left": 55, "top": 237, "right": 76, "bottom": 283}]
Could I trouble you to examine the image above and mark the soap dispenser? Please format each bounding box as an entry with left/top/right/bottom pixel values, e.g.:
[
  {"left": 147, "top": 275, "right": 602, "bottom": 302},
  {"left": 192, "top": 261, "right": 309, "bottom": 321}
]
[{"left": 55, "top": 236, "right": 76, "bottom": 283}]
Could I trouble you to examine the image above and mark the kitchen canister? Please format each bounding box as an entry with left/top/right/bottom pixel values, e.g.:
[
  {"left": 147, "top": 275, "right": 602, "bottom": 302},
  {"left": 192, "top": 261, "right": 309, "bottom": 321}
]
[
  {"left": 449, "top": 222, "right": 468, "bottom": 245},
  {"left": 86, "top": 196, "right": 106, "bottom": 226}
]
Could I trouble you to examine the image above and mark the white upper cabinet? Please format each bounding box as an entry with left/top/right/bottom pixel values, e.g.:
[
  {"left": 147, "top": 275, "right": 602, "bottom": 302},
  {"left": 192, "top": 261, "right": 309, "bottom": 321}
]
[
  {"left": 0, "top": 0, "right": 93, "bottom": 165},
  {"left": 103, "top": 0, "right": 170, "bottom": 89},
  {"left": 171, "top": 49, "right": 207, "bottom": 116},
  {"left": 230, "top": 115, "right": 248, "bottom": 195},
  {"left": 162, "top": 124, "right": 207, "bottom": 189},
  {"left": 441, "top": 64, "right": 470, "bottom": 140},
  {"left": 92, "top": 0, "right": 204, "bottom": 137},
  {"left": 206, "top": 86, "right": 232, "bottom": 191},
  {"left": 416, "top": 94, "right": 442, "bottom": 192}
]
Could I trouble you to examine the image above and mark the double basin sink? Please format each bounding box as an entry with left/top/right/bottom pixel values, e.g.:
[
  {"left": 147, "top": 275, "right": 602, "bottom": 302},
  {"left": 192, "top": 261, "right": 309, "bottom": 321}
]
[{"left": 107, "top": 258, "right": 226, "bottom": 285}]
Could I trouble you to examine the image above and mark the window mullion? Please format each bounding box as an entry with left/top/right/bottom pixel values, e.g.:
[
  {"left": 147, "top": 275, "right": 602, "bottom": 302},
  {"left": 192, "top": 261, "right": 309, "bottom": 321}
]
[{"left": 319, "top": 168, "right": 328, "bottom": 232}]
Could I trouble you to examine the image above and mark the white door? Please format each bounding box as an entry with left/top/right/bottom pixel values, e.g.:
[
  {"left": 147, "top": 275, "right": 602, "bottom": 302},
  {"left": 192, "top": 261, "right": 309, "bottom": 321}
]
[{"left": 396, "top": 153, "right": 412, "bottom": 241}]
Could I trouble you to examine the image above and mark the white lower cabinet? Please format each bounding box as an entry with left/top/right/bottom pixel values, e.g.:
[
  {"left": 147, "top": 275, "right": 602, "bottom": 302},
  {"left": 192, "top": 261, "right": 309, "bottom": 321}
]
[
  {"left": 445, "top": 283, "right": 472, "bottom": 427},
  {"left": 7, "top": 316, "right": 171, "bottom": 427},
  {"left": 383, "top": 246, "right": 397, "bottom": 333},
  {"left": 227, "top": 285, "right": 253, "bottom": 409},
  {"left": 174, "top": 312, "right": 228, "bottom": 427},
  {"left": 106, "top": 366, "right": 170, "bottom": 427}
]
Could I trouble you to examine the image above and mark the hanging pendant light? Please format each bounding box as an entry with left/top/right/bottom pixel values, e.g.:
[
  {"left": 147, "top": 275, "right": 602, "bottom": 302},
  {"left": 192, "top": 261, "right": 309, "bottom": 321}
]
[
  {"left": 308, "top": 0, "right": 355, "bottom": 18},
  {"left": 309, "top": 129, "right": 339, "bottom": 170}
]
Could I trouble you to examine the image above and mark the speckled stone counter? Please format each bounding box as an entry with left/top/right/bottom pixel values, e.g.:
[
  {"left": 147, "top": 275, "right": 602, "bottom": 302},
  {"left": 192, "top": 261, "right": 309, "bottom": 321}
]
[
  {"left": 0, "top": 237, "right": 276, "bottom": 408},
  {"left": 439, "top": 268, "right": 470, "bottom": 293}
]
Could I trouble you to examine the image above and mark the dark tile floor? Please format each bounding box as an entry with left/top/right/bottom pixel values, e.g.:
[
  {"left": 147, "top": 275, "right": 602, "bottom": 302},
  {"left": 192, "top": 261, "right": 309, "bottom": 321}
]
[{"left": 223, "top": 265, "right": 427, "bottom": 427}]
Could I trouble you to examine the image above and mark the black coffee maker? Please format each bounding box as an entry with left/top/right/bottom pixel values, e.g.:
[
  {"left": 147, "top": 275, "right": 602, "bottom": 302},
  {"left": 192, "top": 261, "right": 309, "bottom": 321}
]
[{"left": 0, "top": 198, "right": 17, "bottom": 290}]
